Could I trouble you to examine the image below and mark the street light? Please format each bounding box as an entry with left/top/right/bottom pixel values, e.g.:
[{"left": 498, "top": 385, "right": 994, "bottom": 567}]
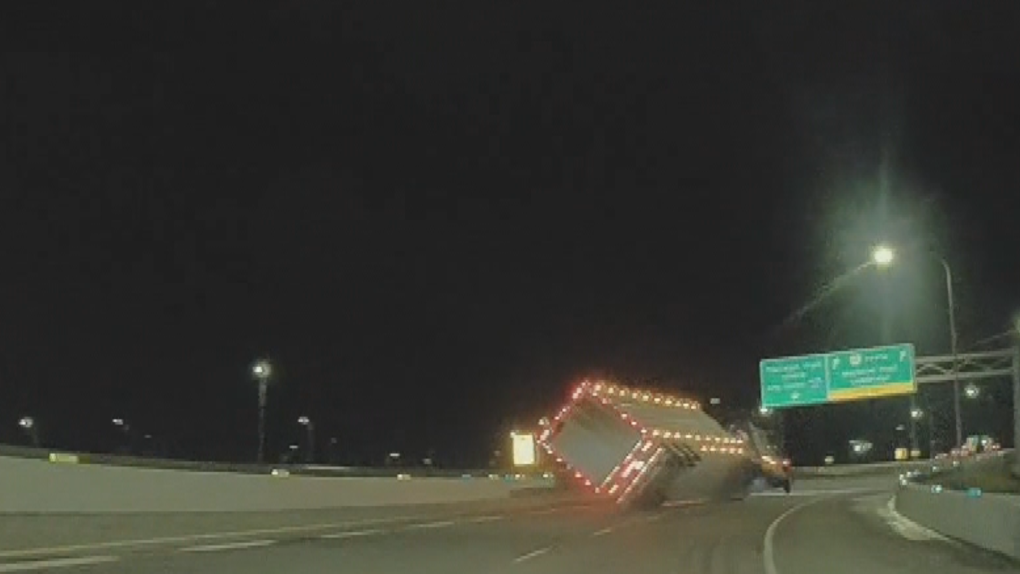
[
  {"left": 297, "top": 415, "right": 315, "bottom": 463},
  {"left": 18, "top": 416, "right": 40, "bottom": 447},
  {"left": 871, "top": 245, "right": 961, "bottom": 446},
  {"left": 871, "top": 245, "right": 895, "bottom": 267},
  {"left": 758, "top": 405, "right": 773, "bottom": 416},
  {"left": 964, "top": 384, "right": 979, "bottom": 399},
  {"left": 911, "top": 407, "right": 923, "bottom": 420},
  {"left": 252, "top": 359, "right": 273, "bottom": 464}
]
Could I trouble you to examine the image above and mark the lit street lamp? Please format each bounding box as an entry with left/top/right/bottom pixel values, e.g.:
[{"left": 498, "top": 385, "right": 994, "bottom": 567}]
[
  {"left": 297, "top": 415, "right": 315, "bottom": 463},
  {"left": 252, "top": 359, "right": 273, "bottom": 464},
  {"left": 18, "top": 416, "right": 40, "bottom": 447},
  {"left": 872, "top": 244, "right": 962, "bottom": 447},
  {"left": 871, "top": 245, "right": 895, "bottom": 267},
  {"left": 908, "top": 406, "right": 938, "bottom": 459},
  {"left": 964, "top": 384, "right": 979, "bottom": 400},
  {"left": 110, "top": 418, "right": 133, "bottom": 453},
  {"left": 758, "top": 405, "right": 773, "bottom": 416}
]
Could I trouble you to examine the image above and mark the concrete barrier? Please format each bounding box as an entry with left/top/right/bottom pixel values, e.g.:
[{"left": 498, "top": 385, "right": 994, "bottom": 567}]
[
  {"left": 794, "top": 459, "right": 934, "bottom": 478},
  {"left": 0, "top": 445, "right": 502, "bottom": 478},
  {"left": 0, "top": 455, "right": 552, "bottom": 513},
  {"left": 895, "top": 482, "right": 1020, "bottom": 559}
]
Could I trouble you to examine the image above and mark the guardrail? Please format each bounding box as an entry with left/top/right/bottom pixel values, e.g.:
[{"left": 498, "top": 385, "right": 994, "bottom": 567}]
[{"left": 793, "top": 459, "right": 934, "bottom": 478}]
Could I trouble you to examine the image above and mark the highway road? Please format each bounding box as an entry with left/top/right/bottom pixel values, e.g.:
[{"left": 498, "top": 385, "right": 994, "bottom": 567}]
[{"left": 0, "top": 479, "right": 1014, "bottom": 573}]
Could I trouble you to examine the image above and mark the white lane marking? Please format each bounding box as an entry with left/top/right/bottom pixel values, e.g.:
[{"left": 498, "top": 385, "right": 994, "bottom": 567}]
[
  {"left": 0, "top": 515, "right": 418, "bottom": 561},
  {"left": 592, "top": 527, "right": 614, "bottom": 537},
  {"left": 0, "top": 555, "right": 119, "bottom": 572},
  {"left": 319, "top": 529, "right": 384, "bottom": 540},
  {"left": 753, "top": 488, "right": 872, "bottom": 497},
  {"left": 527, "top": 508, "right": 560, "bottom": 515},
  {"left": 465, "top": 515, "right": 504, "bottom": 523},
  {"left": 182, "top": 539, "right": 276, "bottom": 553},
  {"left": 877, "top": 496, "right": 948, "bottom": 542},
  {"left": 763, "top": 495, "right": 832, "bottom": 574},
  {"left": 406, "top": 520, "right": 456, "bottom": 530},
  {"left": 513, "top": 547, "right": 552, "bottom": 563},
  {"left": 661, "top": 498, "right": 707, "bottom": 508}
]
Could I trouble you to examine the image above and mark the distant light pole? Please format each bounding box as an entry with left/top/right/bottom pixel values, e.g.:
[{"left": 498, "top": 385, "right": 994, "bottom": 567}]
[
  {"left": 297, "top": 415, "right": 315, "bottom": 463},
  {"left": 913, "top": 407, "right": 930, "bottom": 458},
  {"left": 327, "top": 436, "right": 339, "bottom": 464},
  {"left": 18, "top": 416, "right": 40, "bottom": 447},
  {"left": 872, "top": 245, "right": 961, "bottom": 447},
  {"left": 111, "top": 418, "right": 132, "bottom": 453},
  {"left": 909, "top": 406, "right": 937, "bottom": 459},
  {"left": 252, "top": 359, "right": 273, "bottom": 464}
]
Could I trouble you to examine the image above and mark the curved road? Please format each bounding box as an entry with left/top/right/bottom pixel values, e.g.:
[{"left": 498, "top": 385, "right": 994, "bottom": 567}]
[{"left": 0, "top": 479, "right": 1013, "bottom": 573}]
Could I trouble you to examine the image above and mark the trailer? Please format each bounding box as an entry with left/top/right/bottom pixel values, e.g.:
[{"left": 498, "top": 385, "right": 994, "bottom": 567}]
[{"left": 538, "top": 381, "right": 760, "bottom": 507}]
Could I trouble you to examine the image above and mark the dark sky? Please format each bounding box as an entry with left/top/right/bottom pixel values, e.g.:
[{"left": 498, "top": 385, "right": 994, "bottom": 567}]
[{"left": 2, "top": 3, "right": 1019, "bottom": 465}]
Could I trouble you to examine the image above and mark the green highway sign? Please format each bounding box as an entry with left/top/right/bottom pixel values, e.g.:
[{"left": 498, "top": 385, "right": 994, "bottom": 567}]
[
  {"left": 760, "top": 343, "right": 916, "bottom": 409},
  {"left": 759, "top": 354, "right": 829, "bottom": 408}
]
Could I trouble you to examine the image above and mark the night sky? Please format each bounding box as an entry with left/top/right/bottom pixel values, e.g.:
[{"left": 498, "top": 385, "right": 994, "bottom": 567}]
[{"left": 2, "top": 3, "right": 1019, "bottom": 466}]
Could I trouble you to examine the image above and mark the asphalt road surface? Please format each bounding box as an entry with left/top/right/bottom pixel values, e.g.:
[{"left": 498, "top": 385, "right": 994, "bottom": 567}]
[{"left": 0, "top": 479, "right": 1014, "bottom": 574}]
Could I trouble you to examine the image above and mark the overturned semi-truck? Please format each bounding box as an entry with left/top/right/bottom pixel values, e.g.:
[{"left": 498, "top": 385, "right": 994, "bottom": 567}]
[{"left": 538, "top": 381, "right": 781, "bottom": 508}]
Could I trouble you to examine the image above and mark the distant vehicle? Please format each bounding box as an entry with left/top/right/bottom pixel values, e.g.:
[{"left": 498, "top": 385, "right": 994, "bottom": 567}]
[
  {"left": 759, "top": 455, "right": 792, "bottom": 493},
  {"left": 728, "top": 421, "right": 792, "bottom": 493}
]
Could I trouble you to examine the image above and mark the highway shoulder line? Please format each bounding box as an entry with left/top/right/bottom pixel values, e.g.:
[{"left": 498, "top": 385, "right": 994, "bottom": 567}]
[
  {"left": 0, "top": 515, "right": 418, "bottom": 561},
  {"left": 405, "top": 520, "right": 456, "bottom": 530},
  {"left": 319, "top": 529, "right": 385, "bottom": 540},
  {"left": 661, "top": 497, "right": 708, "bottom": 507},
  {"left": 465, "top": 515, "right": 504, "bottom": 523},
  {"left": 763, "top": 494, "right": 833, "bottom": 574},
  {"left": 181, "top": 539, "right": 276, "bottom": 553},
  {"left": 879, "top": 496, "right": 949, "bottom": 543},
  {"left": 592, "top": 526, "right": 614, "bottom": 537},
  {"left": 753, "top": 487, "right": 873, "bottom": 497},
  {"left": 0, "top": 555, "right": 119, "bottom": 572}
]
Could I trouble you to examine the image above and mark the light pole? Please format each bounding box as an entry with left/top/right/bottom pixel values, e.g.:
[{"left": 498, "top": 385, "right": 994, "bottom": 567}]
[
  {"left": 913, "top": 405, "right": 930, "bottom": 460},
  {"left": 252, "top": 359, "right": 272, "bottom": 464},
  {"left": 910, "top": 406, "right": 937, "bottom": 459},
  {"left": 939, "top": 258, "right": 961, "bottom": 448},
  {"left": 18, "top": 416, "right": 40, "bottom": 447},
  {"left": 297, "top": 415, "right": 315, "bottom": 463},
  {"left": 111, "top": 418, "right": 132, "bottom": 453},
  {"left": 872, "top": 245, "right": 962, "bottom": 447}
]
